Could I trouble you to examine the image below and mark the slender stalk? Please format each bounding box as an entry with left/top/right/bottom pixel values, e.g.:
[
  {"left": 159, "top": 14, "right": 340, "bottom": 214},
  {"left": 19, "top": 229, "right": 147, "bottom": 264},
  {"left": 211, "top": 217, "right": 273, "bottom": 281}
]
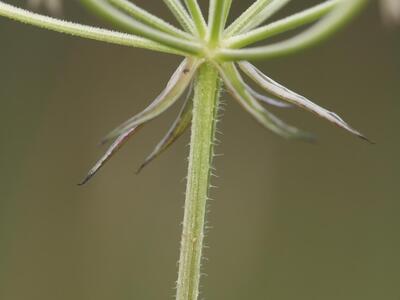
[
  {"left": 225, "top": 0, "right": 339, "bottom": 49},
  {"left": 224, "top": 0, "right": 273, "bottom": 37},
  {"left": 81, "top": 0, "right": 171, "bottom": 37},
  {"left": 109, "top": 0, "right": 192, "bottom": 39},
  {"left": 0, "top": 1, "right": 184, "bottom": 55},
  {"left": 163, "top": 0, "right": 195, "bottom": 33},
  {"left": 218, "top": 0, "right": 370, "bottom": 61},
  {"left": 242, "top": 0, "right": 292, "bottom": 33},
  {"left": 208, "top": 0, "right": 227, "bottom": 45},
  {"left": 184, "top": 0, "right": 207, "bottom": 37},
  {"left": 222, "top": 0, "right": 233, "bottom": 29},
  {"left": 80, "top": 0, "right": 148, "bottom": 32},
  {"left": 80, "top": 0, "right": 202, "bottom": 54},
  {"left": 176, "top": 63, "right": 220, "bottom": 300}
]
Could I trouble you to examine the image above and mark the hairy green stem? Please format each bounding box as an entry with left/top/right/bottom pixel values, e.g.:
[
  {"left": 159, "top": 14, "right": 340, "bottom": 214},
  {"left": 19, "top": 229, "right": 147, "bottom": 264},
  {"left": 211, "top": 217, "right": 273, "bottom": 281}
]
[{"left": 176, "top": 63, "right": 220, "bottom": 300}]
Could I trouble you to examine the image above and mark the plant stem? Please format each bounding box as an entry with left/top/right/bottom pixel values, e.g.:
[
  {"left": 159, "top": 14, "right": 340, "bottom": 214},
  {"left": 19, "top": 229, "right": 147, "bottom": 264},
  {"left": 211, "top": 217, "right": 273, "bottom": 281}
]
[
  {"left": 176, "top": 63, "right": 220, "bottom": 300},
  {"left": 0, "top": 1, "right": 186, "bottom": 56}
]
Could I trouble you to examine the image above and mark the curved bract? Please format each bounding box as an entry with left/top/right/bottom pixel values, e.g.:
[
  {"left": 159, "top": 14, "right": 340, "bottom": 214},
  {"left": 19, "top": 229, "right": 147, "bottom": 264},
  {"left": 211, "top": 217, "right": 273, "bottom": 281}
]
[
  {"left": 0, "top": 0, "right": 370, "bottom": 181},
  {"left": 101, "top": 58, "right": 201, "bottom": 144},
  {"left": 218, "top": 62, "right": 315, "bottom": 141}
]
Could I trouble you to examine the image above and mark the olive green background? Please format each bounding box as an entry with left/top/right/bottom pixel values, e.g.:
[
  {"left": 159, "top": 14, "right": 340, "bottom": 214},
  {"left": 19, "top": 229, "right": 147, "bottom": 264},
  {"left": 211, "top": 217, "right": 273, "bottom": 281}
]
[{"left": 0, "top": 1, "right": 399, "bottom": 299}]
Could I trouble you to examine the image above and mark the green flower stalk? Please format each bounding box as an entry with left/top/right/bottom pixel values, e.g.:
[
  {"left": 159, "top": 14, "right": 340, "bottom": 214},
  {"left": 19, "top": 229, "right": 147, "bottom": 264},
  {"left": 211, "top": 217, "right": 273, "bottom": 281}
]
[{"left": 0, "top": 0, "right": 372, "bottom": 299}]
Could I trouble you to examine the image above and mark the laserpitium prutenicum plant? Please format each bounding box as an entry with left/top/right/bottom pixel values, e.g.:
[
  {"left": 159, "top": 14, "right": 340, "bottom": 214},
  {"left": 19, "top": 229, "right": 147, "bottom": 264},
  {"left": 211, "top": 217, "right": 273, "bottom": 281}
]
[{"left": 0, "top": 0, "right": 373, "bottom": 299}]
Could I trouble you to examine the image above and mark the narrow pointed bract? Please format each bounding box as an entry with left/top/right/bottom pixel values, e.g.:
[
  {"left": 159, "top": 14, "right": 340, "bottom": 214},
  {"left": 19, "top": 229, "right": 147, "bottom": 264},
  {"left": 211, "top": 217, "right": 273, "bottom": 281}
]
[
  {"left": 219, "top": 63, "right": 314, "bottom": 141},
  {"left": 137, "top": 83, "right": 193, "bottom": 173},
  {"left": 245, "top": 84, "right": 292, "bottom": 108},
  {"left": 79, "top": 126, "right": 141, "bottom": 185},
  {"left": 1, "top": 1, "right": 370, "bottom": 181},
  {"left": 102, "top": 58, "right": 200, "bottom": 144},
  {"left": 239, "top": 62, "right": 371, "bottom": 142}
]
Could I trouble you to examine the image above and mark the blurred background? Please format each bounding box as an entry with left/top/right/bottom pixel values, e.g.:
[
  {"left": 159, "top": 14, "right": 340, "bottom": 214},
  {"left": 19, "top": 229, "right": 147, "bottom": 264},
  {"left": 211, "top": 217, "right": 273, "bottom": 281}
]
[{"left": 0, "top": 1, "right": 399, "bottom": 299}]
